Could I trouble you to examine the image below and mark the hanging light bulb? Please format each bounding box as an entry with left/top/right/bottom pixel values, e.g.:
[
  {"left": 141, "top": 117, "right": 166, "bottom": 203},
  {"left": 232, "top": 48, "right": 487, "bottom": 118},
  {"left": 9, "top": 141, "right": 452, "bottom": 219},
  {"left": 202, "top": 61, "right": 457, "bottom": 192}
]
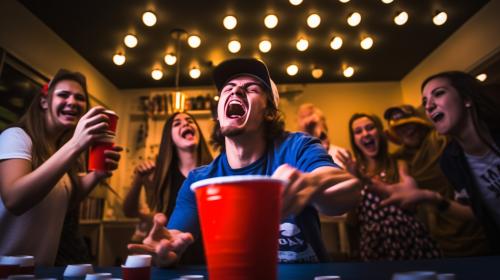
[
  {"left": 223, "top": 15, "right": 237, "bottom": 30},
  {"left": 112, "top": 52, "right": 126, "bottom": 66},
  {"left": 259, "top": 40, "right": 272, "bottom": 53},
  {"left": 151, "top": 68, "right": 163, "bottom": 80},
  {"left": 312, "top": 68, "right": 323, "bottom": 79},
  {"left": 187, "top": 35, "right": 201, "bottom": 48},
  {"left": 287, "top": 64, "right": 299, "bottom": 76},
  {"left": 394, "top": 11, "right": 409, "bottom": 25},
  {"left": 296, "top": 38, "right": 309, "bottom": 51},
  {"left": 189, "top": 67, "right": 201, "bottom": 79},
  {"left": 339, "top": 0, "right": 350, "bottom": 3},
  {"left": 360, "top": 37, "right": 374, "bottom": 50},
  {"left": 289, "top": 0, "right": 303, "bottom": 6},
  {"left": 307, "top": 13, "right": 321, "bottom": 28},
  {"left": 381, "top": 0, "right": 394, "bottom": 3},
  {"left": 264, "top": 14, "right": 279, "bottom": 29},
  {"left": 228, "top": 40, "right": 241, "bottom": 53},
  {"left": 330, "top": 36, "right": 343, "bottom": 50},
  {"left": 343, "top": 66, "right": 354, "bottom": 78},
  {"left": 124, "top": 34, "right": 138, "bottom": 48},
  {"left": 433, "top": 11, "right": 448, "bottom": 26},
  {"left": 164, "top": 53, "right": 177, "bottom": 65},
  {"left": 347, "top": 12, "right": 362, "bottom": 27},
  {"left": 142, "top": 11, "right": 157, "bottom": 27},
  {"left": 476, "top": 73, "right": 487, "bottom": 82}
]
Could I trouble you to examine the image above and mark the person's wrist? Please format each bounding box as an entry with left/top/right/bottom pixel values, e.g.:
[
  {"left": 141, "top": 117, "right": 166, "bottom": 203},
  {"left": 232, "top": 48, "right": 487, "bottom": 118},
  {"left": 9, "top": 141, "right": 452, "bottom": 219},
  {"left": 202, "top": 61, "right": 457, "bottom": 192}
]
[{"left": 432, "top": 192, "right": 450, "bottom": 212}]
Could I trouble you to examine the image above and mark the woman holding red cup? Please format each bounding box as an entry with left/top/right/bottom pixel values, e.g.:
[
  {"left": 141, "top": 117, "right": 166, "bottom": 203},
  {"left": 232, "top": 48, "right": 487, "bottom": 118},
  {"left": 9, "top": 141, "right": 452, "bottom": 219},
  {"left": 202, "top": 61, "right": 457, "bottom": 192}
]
[{"left": 0, "top": 69, "right": 122, "bottom": 265}]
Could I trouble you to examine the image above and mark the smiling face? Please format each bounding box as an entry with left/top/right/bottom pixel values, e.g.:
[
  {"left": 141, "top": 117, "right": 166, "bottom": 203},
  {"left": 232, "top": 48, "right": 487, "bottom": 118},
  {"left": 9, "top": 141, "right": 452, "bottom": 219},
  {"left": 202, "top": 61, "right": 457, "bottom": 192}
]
[
  {"left": 352, "top": 116, "right": 380, "bottom": 158},
  {"left": 170, "top": 113, "right": 200, "bottom": 150},
  {"left": 217, "top": 75, "right": 268, "bottom": 138},
  {"left": 43, "top": 79, "right": 87, "bottom": 132},
  {"left": 393, "top": 123, "right": 427, "bottom": 148},
  {"left": 422, "top": 77, "right": 469, "bottom": 136}
]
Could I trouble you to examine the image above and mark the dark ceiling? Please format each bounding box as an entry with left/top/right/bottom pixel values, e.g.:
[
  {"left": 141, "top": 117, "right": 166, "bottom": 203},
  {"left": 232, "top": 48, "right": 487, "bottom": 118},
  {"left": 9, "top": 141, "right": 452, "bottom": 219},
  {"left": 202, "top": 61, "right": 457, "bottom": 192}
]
[{"left": 19, "top": 0, "right": 489, "bottom": 89}]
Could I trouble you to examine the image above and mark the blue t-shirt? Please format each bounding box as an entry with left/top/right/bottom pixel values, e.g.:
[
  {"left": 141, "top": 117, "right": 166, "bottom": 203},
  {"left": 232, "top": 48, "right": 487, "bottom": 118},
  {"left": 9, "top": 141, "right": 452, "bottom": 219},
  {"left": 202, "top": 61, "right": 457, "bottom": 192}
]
[{"left": 168, "top": 132, "right": 337, "bottom": 263}]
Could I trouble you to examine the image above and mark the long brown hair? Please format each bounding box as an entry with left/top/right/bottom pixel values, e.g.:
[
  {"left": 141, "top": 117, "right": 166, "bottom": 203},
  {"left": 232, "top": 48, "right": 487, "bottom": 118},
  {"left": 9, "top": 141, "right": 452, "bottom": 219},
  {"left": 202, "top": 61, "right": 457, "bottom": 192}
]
[
  {"left": 348, "top": 113, "right": 398, "bottom": 183},
  {"left": 421, "top": 71, "right": 500, "bottom": 156},
  {"left": 148, "top": 112, "right": 213, "bottom": 213}
]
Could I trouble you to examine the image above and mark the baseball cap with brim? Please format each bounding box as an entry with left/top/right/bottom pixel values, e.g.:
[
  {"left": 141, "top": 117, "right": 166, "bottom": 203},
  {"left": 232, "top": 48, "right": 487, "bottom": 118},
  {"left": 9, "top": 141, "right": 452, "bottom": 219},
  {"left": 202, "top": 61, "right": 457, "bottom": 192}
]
[
  {"left": 384, "top": 105, "right": 432, "bottom": 129},
  {"left": 48, "top": 68, "right": 88, "bottom": 94},
  {"left": 213, "top": 58, "right": 279, "bottom": 108}
]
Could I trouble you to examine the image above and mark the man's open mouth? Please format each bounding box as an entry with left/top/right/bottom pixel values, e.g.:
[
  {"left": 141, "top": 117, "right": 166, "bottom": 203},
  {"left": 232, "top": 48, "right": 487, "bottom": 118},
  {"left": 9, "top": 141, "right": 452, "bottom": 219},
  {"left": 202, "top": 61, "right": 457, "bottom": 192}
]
[{"left": 225, "top": 98, "right": 248, "bottom": 119}]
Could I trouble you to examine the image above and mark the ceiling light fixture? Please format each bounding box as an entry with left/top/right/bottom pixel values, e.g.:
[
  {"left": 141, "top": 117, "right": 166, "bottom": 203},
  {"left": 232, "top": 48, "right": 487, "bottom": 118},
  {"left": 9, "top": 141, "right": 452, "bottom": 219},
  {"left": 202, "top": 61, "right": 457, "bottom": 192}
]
[
  {"left": 360, "top": 37, "right": 374, "bottom": 50},
  {"left": 289, "top": 0, "right": 303, "bottom": 6},
  {"left": 113, "top": 52, "right": 126, "bottom": 66},
  {"left": 259, "top": 40, "right": 272, "bottom": 53},
  {"left": 164, "top": 53, "right": 177, "bottom": 65},
  {"left": 296, "top": 38, "right": 309, "bottom": 51},
  {"left": 223, "top": 15, "right": 237, "bottom": 30},
  {"left": 339, "top": 0, "right": 350, "bottom": 3},
  {"left": 264, "top": 14, "right": 279, "bottom": 29},
  {"left": 307, "top": 14, "right": 321, "bottom": 28},
  {"left": 124, "top": 34, "right": 138, "bottom": 48},
  {"left": 287, "top": 64, "right": 299, "bottom": 76},
  {"left": 189, "top": 67, "right": 201, "bottom": 79},
  {"left": 228, "top": 40, "right": 241, "bottom": 53},
  {"left": 476, "top": 73, "right": 487, "bottom": 82},
  {"left": 187, "top": 35, "right": 201, "bottom": 48},
  {"left": 381, "top": 0, "right": 394, "bottom": 4},
  {"left": 347, "top": 12, "right": 362, "bottom": 27},
  {"left": 394, "top": 11, "right": 409, "bottom": 25},
  {"left": 312, "top": 68, "right": 323, "bottom": 79},
  {"left": 171, "top": 29, "right": 189, "bottom": 112},
  {"left": 142, "top": 11, "right": 157, "bottom": 27},
  {"left": 433, "top": 11, "right": 448, "bottom": 26},
  {"left": 330, "top": 36, "right": 343, "bottom": 50},
  {"left": 151, "top": 68, "right": 163, "bottom": 80},
  {"left": 343, "top": 66, "right": 354, "bottom": 78}
]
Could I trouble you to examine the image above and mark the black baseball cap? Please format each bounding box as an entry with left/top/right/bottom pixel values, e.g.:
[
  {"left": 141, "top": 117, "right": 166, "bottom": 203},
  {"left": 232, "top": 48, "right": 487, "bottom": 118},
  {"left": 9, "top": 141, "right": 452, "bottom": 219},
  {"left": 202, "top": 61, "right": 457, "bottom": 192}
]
[
  {"left": 48, "top": 68, "right": 88, "bottom": 94},
  {"left": 213, "top": 58, "right": 272, "bottom": 92}
]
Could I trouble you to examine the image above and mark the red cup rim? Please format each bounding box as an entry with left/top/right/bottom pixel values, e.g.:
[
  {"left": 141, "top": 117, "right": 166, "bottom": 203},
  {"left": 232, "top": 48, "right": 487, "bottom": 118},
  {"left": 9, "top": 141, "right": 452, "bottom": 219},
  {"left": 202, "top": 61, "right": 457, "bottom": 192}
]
[
  {"left": 104, "top": 110, "right": 119, "bottom": 118},
  {"left": 190, "top": 175, "right": 287, "bottom": 191}
]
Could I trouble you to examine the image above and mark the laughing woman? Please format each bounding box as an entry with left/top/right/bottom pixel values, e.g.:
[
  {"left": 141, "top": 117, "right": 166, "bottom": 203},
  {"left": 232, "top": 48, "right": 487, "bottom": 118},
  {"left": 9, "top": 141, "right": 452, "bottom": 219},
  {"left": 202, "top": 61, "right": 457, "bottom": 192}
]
[
  {"left": 336, "top": 113, "right": 440, "bottom": 260},
  {"left": 421, "top": 72, "right": 500, "bottom": 251},
  {"left": 0, "top": 69, "right": 122, "bottom": 265},
  {"left": 123, "top": 112, "right": 212, "bottom": 263}
]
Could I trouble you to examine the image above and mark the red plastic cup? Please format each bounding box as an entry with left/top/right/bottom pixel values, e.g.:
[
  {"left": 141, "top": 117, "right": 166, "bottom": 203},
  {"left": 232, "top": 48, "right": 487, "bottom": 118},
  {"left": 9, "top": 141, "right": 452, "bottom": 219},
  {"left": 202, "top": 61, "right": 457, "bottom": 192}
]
[
  {"left": 191, "top": 175, "right": 284, "bottom": 280},
  {"left": 121, "top": 266, "right": 151, "bottom": 280},
  {"left": 0, "top": 264, "right": 19, "bottom": 278},
  {"left": 88, "top": 110, "right": 118, "bottom": 172}
]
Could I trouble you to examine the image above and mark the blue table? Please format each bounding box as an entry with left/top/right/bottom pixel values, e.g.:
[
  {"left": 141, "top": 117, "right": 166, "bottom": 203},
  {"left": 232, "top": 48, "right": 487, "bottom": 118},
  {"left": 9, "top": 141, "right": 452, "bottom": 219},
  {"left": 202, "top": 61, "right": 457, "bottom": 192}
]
[{"left": 36, "top": 255, "right": 499, "bottom": 279}]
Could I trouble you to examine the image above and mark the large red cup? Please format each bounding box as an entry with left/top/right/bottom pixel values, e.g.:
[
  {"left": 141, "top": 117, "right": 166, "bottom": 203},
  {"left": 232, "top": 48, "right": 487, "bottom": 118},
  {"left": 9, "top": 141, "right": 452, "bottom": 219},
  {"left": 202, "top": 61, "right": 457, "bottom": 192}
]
[
  {"left": 121, "top": 266, "right": 151, "bottom": 280},
  {"left": 89, "top": 110, "right": 118, "bottom": 171},
  {"left": 191, "top": 175, "right": 284, "bottom": 280}
]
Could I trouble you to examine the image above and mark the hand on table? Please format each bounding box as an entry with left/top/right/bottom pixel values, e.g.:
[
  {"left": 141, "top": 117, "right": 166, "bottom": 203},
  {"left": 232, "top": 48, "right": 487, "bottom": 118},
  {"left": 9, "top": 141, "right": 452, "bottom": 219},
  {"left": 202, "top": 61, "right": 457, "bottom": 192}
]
[{"left": 127, "top": 213, "right": 194, "bottom": 267}]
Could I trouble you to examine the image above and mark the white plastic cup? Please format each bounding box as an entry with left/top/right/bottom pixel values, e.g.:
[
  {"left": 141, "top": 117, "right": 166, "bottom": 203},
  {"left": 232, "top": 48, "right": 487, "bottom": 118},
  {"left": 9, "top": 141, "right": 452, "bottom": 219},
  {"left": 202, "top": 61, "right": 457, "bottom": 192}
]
[
  {"left": 85, "top": 273, "right": 112, "bottom": 280},
  {"left": 0, "top": 256, "right": 34, "bottom": 267},
  {"left": 392, "top": 271, "right": 437, "bottom": 280},
  {"left": 63, "top": 264, "right": 94, "bottom": 277},
  {"left": 315, "top": 276, "right": 341, "bottom": 280},
  {"left": 180, "top": 275, "right": 205, "bottom": 280},
  {"left": 124, "top": 255, "right": 152, "bottom": 268}
]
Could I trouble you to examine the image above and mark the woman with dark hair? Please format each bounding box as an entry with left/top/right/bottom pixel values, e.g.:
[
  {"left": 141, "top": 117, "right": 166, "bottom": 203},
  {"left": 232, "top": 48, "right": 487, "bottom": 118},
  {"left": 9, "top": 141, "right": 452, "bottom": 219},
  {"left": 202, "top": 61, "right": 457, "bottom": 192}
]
[
  {"left": 336, "top": 113, "right": 440, "bottom": 260},
  {"left": 123, "top": 111, "right": 212, "bottom": 263},
  {"left": 0, "top": 69, "right": 122, "bottom": 265},
  {"left": 422, "top": 73, "right": 500, "bottom": 242}
]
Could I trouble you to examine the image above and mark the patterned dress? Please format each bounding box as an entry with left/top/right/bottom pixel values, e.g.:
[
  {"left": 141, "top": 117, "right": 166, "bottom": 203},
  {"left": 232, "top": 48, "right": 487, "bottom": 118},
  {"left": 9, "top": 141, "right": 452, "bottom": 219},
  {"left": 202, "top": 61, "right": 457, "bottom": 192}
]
[{"left": 358, "top": 185, "right": 441, "bottom": 260}]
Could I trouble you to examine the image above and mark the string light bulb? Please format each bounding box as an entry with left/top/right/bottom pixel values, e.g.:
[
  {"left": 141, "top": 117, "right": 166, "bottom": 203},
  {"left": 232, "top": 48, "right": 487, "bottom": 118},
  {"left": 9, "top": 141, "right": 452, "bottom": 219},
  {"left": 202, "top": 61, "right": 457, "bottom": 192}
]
[
  {"left": 164, "top": 53, "right": 177, "bottom": 65},
  {"left": 394, "top": 11, "right": 409, "bottom": 25},
  {"left": 307, "top": 13, "right": 321, "bottom": 28},
  {"left": 360, "top": 37, "right": 374, "bottom": 50},
  {"left": 124, "top": 34, "right": 138, "bottom": 48},
  {"left": 189, "top": 67, "right": 201, "bottom": 79},
  {"left": 347, "top": 12, "right": 362, "bottom": 27},
  {"left": 343, "top": 66, "right": 354, "bottom": 78},
  {"left": 476, "top": 73, "right": 487, "bottom": 82},
  {"left": 287, "top": 64, "right": 299, "bottom": 76},
  {"left": 151, "top": 68, "right": 163, "bottom": 80},
  {"left": 112, "top": 52, "right": 126, "bottom": 66},
  {"left": 223, "top": 15, "right": 237, "bottom": 30},
  {"left": 296, "top": 38, "right": 309, "bottom": 51},
  {"left": 142, "top": 11, "right": 157, "bottom": 27},
  {"left": 264, "top": 14, "right": 279, "bottom": 29},
  {"left": 228, "top": 40, "right": 241, "bottom": 53},
  {"left": 289, "top": 0, "right": 303, "bottom": 6},
  {"left": 259, "top": 40, "right": 272, "bottom": 53},
  {"left": 187, "top": 35, "right": 201, "bottom": 48},
  {"left": 433, "top": 11, "right": 448, "bottom": 26},
  {"left": 330, "top": 36, "right": 343, "bottom": 50},
  {"left": 312, "top": 68, "right": 323, "bottom": 79}
]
